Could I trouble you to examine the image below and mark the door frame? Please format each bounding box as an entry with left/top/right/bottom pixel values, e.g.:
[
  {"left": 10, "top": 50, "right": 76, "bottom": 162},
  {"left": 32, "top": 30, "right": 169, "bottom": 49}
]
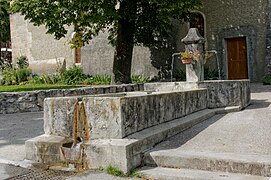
[
  {"left": 217, "top": 26, "right": 256, "bottom": 80},
  {"left": 225, "top": 37, "right": 249, "bottom": 80}
]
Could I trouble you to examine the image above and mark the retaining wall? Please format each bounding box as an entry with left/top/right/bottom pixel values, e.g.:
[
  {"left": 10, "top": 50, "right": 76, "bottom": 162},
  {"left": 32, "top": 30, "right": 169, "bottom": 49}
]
[{"left": 0, "top": 84, "right": 144, "bottom": 114}]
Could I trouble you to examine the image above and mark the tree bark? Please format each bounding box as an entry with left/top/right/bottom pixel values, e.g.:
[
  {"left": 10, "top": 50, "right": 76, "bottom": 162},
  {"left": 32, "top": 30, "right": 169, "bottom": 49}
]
[{"left": 112, "top": 1, "right": 137, "bottom": 84}]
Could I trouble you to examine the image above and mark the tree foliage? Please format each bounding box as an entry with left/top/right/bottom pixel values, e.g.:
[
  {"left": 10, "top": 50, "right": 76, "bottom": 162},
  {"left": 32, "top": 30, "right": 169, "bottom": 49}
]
[
  {"left": 0, "top": 0, "right": 10, "bottom": 42},
  {"left": 11, "top": 0, "right": 202, "bottom": 83}
]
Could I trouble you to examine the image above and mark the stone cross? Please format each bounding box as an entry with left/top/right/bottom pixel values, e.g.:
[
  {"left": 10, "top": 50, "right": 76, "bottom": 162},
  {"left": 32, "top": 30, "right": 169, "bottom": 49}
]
[{"left": 181, "top": 28, "right": 205, "bottom": 82}]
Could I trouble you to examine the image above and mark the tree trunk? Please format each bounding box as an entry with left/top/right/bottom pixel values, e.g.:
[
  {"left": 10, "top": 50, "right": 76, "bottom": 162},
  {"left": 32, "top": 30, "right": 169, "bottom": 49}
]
[{"left": 112, "top": 1, "right": 137, "bottom": 84}]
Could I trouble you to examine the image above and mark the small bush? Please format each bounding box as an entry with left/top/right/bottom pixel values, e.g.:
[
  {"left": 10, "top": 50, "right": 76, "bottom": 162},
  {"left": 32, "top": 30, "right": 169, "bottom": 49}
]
[
  {"left": 2, "top": 67, "right": 17, "bottom": 85},
  {"left": 83, "top": 75, "right": 111, "bottom": 85},
  {"left": 16, "top": 56, "right": 29, "bottom": 69},
  {"left": 204, "top": 67, "right": 220, "bottom": 80},
  {"left": 262, "top": 75, "right": 271, "bottom": 85},
  {"left": 131, "top": 75, "right": 150, "bottom": 83},
  {"left": 16, "top": 68, "right": 32, "bottom": 83},
  {"left": 1, "top": 56, "right": 32, "bottom": 85},
  {"left": 29, "top": 74, "right": 62, "bottom": 85},
  {"left": 61, "top": 65, "right": 87, "bottom": 85}
]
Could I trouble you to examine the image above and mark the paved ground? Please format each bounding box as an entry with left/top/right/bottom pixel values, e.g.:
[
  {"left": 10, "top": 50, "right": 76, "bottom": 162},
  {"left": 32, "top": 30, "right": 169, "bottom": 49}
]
[
  {"left": 0, "top": 83, "right": 270, "bottom": 179},
  {"left": 149, "top": 83, "right": 271, "bottom": 155},
  {"left": 149, "top": 90, "right": 271, "bottom": 156}
]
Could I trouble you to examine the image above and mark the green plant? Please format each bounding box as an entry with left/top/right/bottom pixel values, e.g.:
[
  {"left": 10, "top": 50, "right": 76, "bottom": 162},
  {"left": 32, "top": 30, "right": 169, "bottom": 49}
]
[
  {"left": 180, "top": 50, "right": 200, "bottom": 60},
  {"left": 61, "top": 66, "right": 87, "bottom": 85},
  {"left": 16, "top": 56, "right": 29, "bottom": 69},
  {"left": 131, "top": 75, "right": 150, "bottom": 83},
  {"left": 16, "top": 68, "right": 32, "bottom": 83},
  {"left": 1, "top": 56, "right": 32, "bottom": 85},
  {"left": 82, "top": 75, "right": 111, "bottom": 85},
  {"left": 262, "top": 75, "right": 271, "bottom": 85},
  {"left": 1, "top": 67, "right": 17, "bottom": 85},
  {"left": 0, "top": 84, "right": 80, "bottom": 92},
  {"left": 29, "top": 74, "right": 62, "bottom": 85},
  {"left": 105, "top": 165, "right": 141, "bottom": 178},
  {"left": 204, "top": 67, "right": 220, "bottom": 80},
  {"left": 106, "top": 165, "right": 126, "bottom": 177},
  {"left": 12, "top": 0, "right": 202, "bottom": 84},
  {"left": 175, "top": 69, "right": 186, "bottom": 81}
]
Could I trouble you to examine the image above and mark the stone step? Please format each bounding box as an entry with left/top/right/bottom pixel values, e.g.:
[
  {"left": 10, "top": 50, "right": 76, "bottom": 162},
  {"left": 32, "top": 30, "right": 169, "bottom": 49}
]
[
  {"left": 147, "top": 150, "right": 271, "bottom": 177},
  {"left": 139, "top": 167, "right": 269, "bottom": 180}
]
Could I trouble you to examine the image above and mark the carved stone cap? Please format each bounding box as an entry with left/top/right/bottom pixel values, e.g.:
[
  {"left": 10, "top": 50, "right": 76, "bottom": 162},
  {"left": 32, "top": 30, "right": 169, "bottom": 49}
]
[{"left": 181, "top": 28, "right": 205, "bottom": 44}]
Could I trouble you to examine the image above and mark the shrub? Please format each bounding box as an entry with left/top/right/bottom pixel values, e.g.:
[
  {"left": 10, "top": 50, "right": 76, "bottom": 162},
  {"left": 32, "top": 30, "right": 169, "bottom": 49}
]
[
  {"left": 1, "top": 56, "right": 32, "bottom": 85},
  {"left": 131, "top": 75, "right": 150, "bottom": 83},
  {"left": 262, "top": 75, "right": 271, "bottom": 85},
  {"left": 204, "top": 67, "right": 220, "bottom": 80},
  {"left": 1, "top": 67, "right": 32, "bottom": 85},
  {"left": 60, "top": 65, "right": 87, "bottom": 85},
  {"left": 82, "top": 75, "right": 111, "bottom": 85},
  {"left": 2, "top": 67, "right": 17, "bottom": 85},
  {"left": 16, "top": 56, "right": 29, "bottom": 69},
  {"left": 16, "top": 68, "right": 32, "bottom": 83}
]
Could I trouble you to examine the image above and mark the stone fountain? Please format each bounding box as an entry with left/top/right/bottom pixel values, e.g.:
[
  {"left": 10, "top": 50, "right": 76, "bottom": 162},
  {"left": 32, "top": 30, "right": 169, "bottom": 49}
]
[{"left": 25, "top": 28, "right": 250, "bottom": 173}]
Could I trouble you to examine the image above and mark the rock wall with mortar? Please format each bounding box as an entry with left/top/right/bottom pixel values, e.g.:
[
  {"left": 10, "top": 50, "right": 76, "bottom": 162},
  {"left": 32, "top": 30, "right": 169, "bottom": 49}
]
[{"left": 0, "top": 84, "right": 144, "bottom": 114}]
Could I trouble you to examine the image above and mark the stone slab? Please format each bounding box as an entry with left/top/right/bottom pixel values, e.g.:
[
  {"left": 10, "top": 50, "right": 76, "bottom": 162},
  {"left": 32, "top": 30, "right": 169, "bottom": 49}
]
[
  {"left": 139, "top": 167, "right": 269, "bottom": 180},
  {"left": 25, "top": 135, "right": 66, "bottom": 164},
  {"left": 148, "top": 151, "right": 271, "bottom": 177}
]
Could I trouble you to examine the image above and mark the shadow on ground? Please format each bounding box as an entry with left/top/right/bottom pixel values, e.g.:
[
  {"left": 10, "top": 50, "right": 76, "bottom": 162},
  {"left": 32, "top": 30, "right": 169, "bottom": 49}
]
[{"left": 148, "top": 114, "right": 226, "bottom": 152}]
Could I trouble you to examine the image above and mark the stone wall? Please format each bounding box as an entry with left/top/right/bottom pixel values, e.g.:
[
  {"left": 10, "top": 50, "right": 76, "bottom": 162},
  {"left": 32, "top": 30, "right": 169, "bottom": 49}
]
[
  {"left": 265, "top": 0, "right": 271, "bottom": 75},
  {"left": 10, "top": 14, "right": 75, "bottom": 68},
  {"left": 200, "top": 0, "right": 268, "bottom": 81},
  {"left": 10, "top": 14, "right": 159, "bottom": 78},
  {"left": 0, "top": 84, "right": 144, "bottom": 114},
  {"left": 144, "top": 80, "right": 251, "bottom": 109}
]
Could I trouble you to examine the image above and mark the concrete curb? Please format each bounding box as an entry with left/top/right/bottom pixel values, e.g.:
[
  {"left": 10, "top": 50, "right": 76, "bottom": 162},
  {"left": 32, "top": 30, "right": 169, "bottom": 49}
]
[{"left": 139, "top": 167, "right": 269, "bottom": 180}]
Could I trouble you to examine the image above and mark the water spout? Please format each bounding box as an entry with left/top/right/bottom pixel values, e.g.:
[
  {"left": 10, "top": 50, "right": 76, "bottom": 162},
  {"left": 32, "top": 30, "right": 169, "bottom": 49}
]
[
  {"left": 171, "top": 52, "right": 181, "bottom": 82},
  {"left": 60, "top": 101, "right": 90, "bottom": 171}
]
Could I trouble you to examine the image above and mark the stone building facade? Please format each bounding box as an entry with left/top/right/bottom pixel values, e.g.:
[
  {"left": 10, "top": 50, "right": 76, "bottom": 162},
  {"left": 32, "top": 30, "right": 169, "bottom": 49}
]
[{"left": 10, "top": 0, "right": 271, "bottom": 81}]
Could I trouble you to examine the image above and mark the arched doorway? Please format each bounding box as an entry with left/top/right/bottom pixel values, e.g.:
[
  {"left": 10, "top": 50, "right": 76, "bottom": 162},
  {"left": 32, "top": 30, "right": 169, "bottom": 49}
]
[{"left": 189, "top": 12, "right": 205, "bottom": 38}]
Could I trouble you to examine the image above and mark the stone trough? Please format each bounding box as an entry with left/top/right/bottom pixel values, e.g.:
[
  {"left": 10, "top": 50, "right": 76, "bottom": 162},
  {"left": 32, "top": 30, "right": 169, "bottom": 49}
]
[
  {"left": 25, "top": 80, "right": 250, "bottom": 173},
  {"left": 25, "top": 28, "right": 251, "bottom": 173}
]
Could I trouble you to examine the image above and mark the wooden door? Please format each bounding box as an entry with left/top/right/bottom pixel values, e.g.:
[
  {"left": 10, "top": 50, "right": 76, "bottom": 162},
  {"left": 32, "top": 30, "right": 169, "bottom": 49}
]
[{"left": 226, "top": 37, "right": 248, "bottom": 80}]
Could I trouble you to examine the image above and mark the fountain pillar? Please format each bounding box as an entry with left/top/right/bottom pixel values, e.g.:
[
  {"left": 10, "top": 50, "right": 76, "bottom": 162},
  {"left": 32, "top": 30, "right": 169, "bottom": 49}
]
[{"left": 181, "top": 28, "right": 205, "bottom": 82}]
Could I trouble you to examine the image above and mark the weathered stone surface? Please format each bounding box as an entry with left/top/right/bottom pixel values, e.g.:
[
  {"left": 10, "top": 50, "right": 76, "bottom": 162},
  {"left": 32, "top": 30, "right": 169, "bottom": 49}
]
[
  {"left": 198, "top": 80, "right": 251, "bottom": 109},
  {"left": 29, "top": 58, "right": 66, "bottom": 75},
  {"left": 25, "top": 135, "right": 65, "bottom": 164},
  {"left": 85, "top": 89, "right": 207, "bottom": 139},
  {"left": 182, "top": 28, "right": 205, "bottom": 82},
  {"left": 0, "top": 84, "right": 142, "bottom": 114},
  {"left": 144, "top": 80, "right": 250, "bottom": 109},
  {"left": 44, "top": 97, "right": 78, "bottom": 137}
]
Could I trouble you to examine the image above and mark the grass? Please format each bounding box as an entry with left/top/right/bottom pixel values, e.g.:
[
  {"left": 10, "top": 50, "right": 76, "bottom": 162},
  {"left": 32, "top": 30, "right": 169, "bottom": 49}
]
[
  {"left": 106, "top": 165, "right": 141, "bottom": 178},
  {"left": 0, "top": 84, "right": 82, "bottom": 92}
]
